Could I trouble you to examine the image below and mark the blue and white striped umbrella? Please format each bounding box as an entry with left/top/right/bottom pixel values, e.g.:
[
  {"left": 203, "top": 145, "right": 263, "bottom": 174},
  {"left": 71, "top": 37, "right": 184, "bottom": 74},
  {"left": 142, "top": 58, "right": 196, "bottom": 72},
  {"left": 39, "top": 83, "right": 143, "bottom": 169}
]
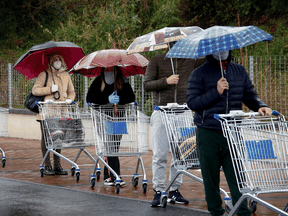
[{"left": 165, "top": 25, "right": 273, "bottom": 59}]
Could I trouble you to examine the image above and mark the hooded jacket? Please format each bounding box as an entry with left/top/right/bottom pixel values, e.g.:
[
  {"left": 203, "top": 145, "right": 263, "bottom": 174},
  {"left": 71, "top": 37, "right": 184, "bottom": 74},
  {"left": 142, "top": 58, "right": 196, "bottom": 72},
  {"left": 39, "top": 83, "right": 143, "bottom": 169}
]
[
  {"left": 144, "top": 53, "right": 205, "bottom": 106},
  {"left": 186, "top": 52, "right": 268, "bottom": 131}
]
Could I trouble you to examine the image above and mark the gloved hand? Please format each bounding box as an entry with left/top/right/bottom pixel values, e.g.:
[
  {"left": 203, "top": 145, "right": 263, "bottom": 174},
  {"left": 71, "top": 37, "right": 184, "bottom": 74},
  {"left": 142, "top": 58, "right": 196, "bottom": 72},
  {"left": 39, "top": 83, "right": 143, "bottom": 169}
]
[
  {"left": 65, "top": 99, "right": 73, "bottom": 104},
  {"left": 108, "top": 91, "right": 119, "bottom": 104},
  {"left": 51, "top": 84, "right": 58, "bottom": 93}
]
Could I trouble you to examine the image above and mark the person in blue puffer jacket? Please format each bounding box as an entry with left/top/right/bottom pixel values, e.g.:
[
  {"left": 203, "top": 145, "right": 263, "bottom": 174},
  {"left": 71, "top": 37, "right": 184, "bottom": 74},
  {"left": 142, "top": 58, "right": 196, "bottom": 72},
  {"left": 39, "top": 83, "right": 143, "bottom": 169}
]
[{"left": 186, "top": 50, "right": 272, "bottom": 216}]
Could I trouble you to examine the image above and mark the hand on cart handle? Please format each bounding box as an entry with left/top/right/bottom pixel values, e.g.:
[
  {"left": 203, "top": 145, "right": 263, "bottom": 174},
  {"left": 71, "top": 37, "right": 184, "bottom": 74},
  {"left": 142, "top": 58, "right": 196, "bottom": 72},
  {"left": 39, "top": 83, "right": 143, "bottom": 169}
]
[
  {"left": 258, "top": 107, "right": 272, "bottom": 116},
  {"left": 109, "top": 91, "right": 119, "bottom": 104}
]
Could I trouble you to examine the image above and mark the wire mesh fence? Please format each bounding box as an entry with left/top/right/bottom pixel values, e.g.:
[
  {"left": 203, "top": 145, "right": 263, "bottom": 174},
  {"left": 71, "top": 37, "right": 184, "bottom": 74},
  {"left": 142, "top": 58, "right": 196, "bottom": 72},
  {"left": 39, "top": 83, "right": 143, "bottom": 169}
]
[{"left": 0, "top": 55, "right": 287, "bottom": 116}]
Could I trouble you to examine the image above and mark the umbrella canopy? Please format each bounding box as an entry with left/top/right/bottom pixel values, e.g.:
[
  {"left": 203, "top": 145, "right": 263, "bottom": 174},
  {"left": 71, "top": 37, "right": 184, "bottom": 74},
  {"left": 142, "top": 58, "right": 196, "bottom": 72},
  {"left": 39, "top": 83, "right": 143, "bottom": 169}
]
[
  {"left": 165, "top": 25, "right": 273, "bottom": 59},
  {"left": 126, "top": 26, "right": 203, "bottom": 54},
  {"left": 14, "top": 41, "right": 85, "bottom": 79},
  {"left": 69, "top": 49, "right": 149, "bottom": 77}
]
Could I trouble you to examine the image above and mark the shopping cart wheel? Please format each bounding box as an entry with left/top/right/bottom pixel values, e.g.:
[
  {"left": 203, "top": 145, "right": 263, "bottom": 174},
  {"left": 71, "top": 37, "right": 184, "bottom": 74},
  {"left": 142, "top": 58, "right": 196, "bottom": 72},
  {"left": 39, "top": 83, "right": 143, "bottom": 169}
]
[
  {"left": 249, "top": 200, "right": 257, "bottom": 213},
  {"left": 132, "top": 176, "right": 139, "bottom": 187},
  {"left": 2, "top": 159, "right": 5, "bottom": 168},
  {"left": 76, "top": 172, "right": 80, "bottom": 182},
  {"left": 115, "top": 184, "right": 120, "bottom": 194},
  {"left": 96, "top": 172, "right": 101, "bottom": 181},
  {"left": 40, "top": 169, "right": 44, "bottom": 178},
  {"left": 90, "top": 178, "right": 95, "bottom": 188},
  {"left": 161, "top": 196, "right": 167, "bottom": 208},
  {"left": 142, "top": 183, "right": 147, "bottom": 194},
  {"left": 71, "top": 167, "right": 75, "bottom": 176}
]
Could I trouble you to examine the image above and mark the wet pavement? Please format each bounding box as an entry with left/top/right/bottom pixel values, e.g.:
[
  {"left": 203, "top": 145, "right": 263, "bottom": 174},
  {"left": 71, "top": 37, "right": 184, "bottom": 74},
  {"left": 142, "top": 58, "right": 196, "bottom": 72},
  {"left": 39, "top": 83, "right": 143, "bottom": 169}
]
[{"left": 0, "top": 137, "right": 287, "bottom": 216}]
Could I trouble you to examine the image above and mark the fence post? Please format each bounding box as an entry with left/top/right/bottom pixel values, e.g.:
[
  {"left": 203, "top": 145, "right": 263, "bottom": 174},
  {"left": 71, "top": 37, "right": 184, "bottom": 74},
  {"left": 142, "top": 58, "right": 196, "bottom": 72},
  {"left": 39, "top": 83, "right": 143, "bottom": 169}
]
[
  {"left": 249, "top": 56, "right": 254, "bottom": 84},
  {"left": 84, "top": 76, "right": 88, "bottom": 111},
  {"left": 8, "top": 63, "right": 12, "bottom": 109}
]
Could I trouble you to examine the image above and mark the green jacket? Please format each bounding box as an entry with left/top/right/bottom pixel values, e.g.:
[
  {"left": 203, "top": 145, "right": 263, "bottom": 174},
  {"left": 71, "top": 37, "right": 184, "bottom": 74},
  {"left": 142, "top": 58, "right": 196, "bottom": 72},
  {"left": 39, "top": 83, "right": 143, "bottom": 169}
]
[{"left": 144, "top": 53, "right": 205, "bottom": 106}]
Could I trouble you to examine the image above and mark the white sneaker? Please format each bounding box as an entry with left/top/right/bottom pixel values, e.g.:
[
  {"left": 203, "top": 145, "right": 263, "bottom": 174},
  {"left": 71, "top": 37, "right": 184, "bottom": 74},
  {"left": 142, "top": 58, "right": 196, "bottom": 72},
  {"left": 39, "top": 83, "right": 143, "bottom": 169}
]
[{"left": 104, "top": 178, "right": 114, "bottom": 186}]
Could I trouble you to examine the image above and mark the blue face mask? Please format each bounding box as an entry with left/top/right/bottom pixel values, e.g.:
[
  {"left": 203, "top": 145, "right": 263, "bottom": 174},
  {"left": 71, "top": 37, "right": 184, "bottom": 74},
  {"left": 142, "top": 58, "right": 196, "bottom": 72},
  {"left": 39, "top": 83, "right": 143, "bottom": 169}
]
[{"left": 213, "top": 51, "right": 229, "bottom": 61}]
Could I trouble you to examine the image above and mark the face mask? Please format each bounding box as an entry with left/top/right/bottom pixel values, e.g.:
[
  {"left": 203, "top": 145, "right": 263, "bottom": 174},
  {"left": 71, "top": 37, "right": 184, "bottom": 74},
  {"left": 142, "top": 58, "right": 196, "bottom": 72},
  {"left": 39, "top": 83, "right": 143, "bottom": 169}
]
[
  {"left": 213, "top": 51, "right": 229, "bottom": 61},
  {"left": 53, "top": 60, "right": 62, "bottom": 70}
]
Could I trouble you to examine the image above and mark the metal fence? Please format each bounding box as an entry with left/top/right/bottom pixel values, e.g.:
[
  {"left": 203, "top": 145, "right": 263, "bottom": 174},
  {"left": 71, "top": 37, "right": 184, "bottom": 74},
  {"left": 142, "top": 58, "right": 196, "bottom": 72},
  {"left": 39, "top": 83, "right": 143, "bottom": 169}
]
[{"left": 0, "top": 55, "right": 287, "bottom": 116}]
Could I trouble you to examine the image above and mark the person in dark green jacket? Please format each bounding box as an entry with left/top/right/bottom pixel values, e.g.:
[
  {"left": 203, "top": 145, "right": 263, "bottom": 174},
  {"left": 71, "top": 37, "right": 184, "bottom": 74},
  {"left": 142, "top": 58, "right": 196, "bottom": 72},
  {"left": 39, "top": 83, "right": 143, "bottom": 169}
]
[{"left": 144, "top": 45, "right": 205, "bottom": 207}]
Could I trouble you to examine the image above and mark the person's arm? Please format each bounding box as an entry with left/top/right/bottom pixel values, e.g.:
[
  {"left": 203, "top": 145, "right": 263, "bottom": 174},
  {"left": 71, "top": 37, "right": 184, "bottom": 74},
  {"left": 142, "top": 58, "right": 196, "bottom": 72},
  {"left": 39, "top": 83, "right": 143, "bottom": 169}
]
[
  {"left": 143, "top": 56, "right": 169, "bottom": 92},
  {"left": 86, "top": 77, "right": 109, "bottom": 104},
  {"left": 118, "top": 83, "right": 135, "bottom": 104},
  {"left": 32, "top": 71, "right": 51, "bottom": 96},
  {"left": 66, "top": 74, "right": 75, "bottom": 101},
  {"left": 186, "top": 68, "right": 221, "bottom": 111}
]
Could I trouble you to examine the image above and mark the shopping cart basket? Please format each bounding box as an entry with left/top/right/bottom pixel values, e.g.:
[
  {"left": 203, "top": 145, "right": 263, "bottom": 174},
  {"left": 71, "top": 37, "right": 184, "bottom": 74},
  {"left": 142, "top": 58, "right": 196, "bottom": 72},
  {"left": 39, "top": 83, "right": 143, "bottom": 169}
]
[
  {"left": 0, "top": 107, "right": 8, "bottom": 167},
  {"left": 38, "top": 101, "right": 96, "bottom": 181},
  {"left": 215, "top": 110, "right": 288, "bottom": 215},
  {"left": 156, "top": 103, "right": 232, "bottom": 208},
  {"left": 89, "top": 102, "right": 149, "bottom": 194}
]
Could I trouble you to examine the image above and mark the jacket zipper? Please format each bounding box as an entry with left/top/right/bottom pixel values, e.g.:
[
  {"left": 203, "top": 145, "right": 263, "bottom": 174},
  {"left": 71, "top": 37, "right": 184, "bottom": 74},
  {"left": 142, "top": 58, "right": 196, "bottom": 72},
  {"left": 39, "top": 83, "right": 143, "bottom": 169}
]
[{"left": 202, "top": 110, "right": 205, "bottom": 123}]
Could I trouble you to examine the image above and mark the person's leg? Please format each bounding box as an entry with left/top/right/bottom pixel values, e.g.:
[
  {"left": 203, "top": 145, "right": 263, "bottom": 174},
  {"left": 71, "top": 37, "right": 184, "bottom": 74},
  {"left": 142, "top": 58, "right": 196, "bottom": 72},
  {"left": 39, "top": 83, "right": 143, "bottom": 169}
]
[
  {"left": 53, "top": 147, "right": 68, "bottom": 175},
  {"left": 221, "top": 138, "right": 251, "bottom": 216},
  {"left": 151, "top": 111, "right": 169, "bottom": 192},
  {"left": 197, "top": 128, "right": 225, "bottom": 216},
  {"left": 39, "top": 121, "right": 55, "bottom": 175},
  {"left": 151, "top": 110, "right": 169, "bottom": 207}
]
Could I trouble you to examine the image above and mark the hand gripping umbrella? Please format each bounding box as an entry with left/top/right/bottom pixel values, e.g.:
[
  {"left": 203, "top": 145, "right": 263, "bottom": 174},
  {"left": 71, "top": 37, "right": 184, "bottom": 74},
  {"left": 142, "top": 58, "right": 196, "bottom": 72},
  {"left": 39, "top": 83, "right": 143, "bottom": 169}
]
[
  {"left": 14, "top": 41, "right": 85, "bottom": 80},
  {"left": 165, "top": 25, "right": 273, "bottom": 77}
]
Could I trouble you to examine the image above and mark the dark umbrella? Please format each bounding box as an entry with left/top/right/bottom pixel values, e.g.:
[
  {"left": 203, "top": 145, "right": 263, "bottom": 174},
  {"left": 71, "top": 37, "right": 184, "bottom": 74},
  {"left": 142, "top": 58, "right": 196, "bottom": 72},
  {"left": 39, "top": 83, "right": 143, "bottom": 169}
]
[{"left": 14, "top": 41, "right": 85, "bottom": 80}]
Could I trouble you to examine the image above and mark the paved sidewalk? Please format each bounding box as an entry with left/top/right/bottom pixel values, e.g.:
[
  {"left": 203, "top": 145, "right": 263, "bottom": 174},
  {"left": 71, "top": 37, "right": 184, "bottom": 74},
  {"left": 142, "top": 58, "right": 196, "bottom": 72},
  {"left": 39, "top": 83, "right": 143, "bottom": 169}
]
[{"left": 0, "top": 137, "right": 287, "bottom": 215}]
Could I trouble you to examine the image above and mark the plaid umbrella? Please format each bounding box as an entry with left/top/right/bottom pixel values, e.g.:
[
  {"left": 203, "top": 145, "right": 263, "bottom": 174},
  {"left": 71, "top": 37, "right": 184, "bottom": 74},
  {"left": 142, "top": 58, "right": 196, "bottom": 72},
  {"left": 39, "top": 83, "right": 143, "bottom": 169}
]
[
  {"left": 126, "top": 26, "right": 203, "bottom": 54},
  {"left": 166, "top": 25, "right": 273, "bottom": 59}
]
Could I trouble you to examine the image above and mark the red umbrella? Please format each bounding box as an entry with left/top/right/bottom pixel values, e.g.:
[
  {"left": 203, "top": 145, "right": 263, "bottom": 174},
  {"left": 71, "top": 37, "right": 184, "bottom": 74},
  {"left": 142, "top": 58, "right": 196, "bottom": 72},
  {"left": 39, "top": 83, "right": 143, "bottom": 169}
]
[
  {"left": 69, "top": 49, "right": 149, "bottom": 77},
  {"left": 14, "top": 41, "right": 85, "bottom": 79}
]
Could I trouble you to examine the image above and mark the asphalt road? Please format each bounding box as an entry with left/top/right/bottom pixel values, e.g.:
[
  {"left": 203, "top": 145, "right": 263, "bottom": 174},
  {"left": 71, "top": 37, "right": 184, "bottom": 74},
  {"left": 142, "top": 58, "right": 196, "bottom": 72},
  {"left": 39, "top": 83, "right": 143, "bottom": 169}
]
[{"left": 0, "top": 178, "right": 209, "bottom": 216}]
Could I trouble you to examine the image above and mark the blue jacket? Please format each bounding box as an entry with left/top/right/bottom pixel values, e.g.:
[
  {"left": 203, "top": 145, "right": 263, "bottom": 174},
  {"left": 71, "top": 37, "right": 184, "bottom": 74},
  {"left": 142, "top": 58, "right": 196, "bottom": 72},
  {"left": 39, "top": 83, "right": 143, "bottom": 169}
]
[{"left": 186, "top": 53, "right": 268, "bottom": 131}]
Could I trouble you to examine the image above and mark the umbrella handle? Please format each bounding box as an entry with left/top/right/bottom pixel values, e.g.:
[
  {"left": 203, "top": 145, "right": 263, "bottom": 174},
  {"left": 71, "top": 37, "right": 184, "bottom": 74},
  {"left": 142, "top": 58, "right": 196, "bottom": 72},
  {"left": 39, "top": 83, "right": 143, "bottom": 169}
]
[{"left": 53, "top": 91, "right": 60, "bottom": 100}]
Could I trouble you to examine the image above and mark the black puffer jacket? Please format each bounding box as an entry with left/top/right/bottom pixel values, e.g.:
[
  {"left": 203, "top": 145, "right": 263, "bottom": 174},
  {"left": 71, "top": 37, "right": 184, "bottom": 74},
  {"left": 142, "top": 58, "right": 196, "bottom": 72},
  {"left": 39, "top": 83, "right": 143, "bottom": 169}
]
[{"left": 186, "top": 52, "right": 268, "bottom": 131}]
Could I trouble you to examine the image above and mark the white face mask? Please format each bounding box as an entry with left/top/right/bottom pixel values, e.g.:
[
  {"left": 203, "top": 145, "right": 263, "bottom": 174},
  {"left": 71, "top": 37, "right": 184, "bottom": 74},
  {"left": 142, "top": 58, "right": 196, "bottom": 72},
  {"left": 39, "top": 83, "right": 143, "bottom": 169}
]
[
  {"left": 53, "top": 60, "right": 62, "bottom": 70},
  {"left": 213, "top": 51, "right": 229, "bottom": 61}
]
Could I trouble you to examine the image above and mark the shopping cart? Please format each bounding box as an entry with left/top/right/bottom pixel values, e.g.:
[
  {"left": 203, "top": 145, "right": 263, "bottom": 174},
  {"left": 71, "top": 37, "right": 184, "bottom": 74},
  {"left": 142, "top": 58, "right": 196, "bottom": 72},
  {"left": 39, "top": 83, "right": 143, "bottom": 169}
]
[
  {"left": 38, "top": 101, "right": 96, "bottom": 181},
  {"left": 156, "top": 103, "right": 232, "bottom": 208},
  {"left": 89, "top": 102, "right": 149, "bottom": 194},
  {"left": 215, "top": 110, "right": 288, "bottom": 215},
  {"left": 0, "top": 107, "right": 8, "bottom": 167}
]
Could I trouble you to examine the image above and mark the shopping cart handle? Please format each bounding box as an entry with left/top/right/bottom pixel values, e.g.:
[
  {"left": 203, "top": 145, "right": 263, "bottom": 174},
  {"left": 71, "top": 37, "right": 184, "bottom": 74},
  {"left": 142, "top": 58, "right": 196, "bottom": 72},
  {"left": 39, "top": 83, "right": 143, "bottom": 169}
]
[
  {"left": 88, "top": 103, "right": 92, "bottom": 107},
  {"left": 154, "top": 105, "right": 160, "bottom": 110},
  {"left": 272, "top": 110, "right": 280, "bottom": 116},
  {"left": 214, "top": 114, "right": 220, "bottom": 120},
  {"left": 35, "top": 101, "right": 39, "bottom": 105}
]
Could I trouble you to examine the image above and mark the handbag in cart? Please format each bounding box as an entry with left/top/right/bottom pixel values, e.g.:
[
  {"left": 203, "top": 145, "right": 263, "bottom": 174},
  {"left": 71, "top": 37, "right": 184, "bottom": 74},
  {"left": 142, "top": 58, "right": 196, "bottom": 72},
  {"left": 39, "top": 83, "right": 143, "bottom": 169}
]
[{"left": 24, "top": 71, "right": 48, "bottom": 113}]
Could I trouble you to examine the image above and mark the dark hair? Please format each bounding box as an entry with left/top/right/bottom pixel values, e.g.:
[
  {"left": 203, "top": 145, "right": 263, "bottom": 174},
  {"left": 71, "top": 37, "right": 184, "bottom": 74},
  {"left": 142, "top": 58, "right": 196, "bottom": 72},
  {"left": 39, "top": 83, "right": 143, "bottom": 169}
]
[{"left": 100, "top": 66, "right": 124, "bottom": 90}]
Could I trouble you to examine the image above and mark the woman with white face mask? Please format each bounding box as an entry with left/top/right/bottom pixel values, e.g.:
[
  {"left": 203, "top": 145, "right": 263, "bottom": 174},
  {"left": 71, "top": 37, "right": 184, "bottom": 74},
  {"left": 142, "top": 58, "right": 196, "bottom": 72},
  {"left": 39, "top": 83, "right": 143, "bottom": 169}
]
[{"left": 32, "top": 54, "right": 75, "bottom": 176}]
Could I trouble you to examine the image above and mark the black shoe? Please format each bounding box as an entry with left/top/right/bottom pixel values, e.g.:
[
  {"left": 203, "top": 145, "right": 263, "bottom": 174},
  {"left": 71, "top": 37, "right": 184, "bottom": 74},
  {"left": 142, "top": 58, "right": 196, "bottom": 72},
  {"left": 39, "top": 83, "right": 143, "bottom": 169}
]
[
  {"left": 44, "top": 165, "right": 55, "bottom": 176},
  {"left": 151, "top": 190, "right": 161, "bottom": 207},
  {"left": 168, "top": 189, "right": 189, "bottom": 204},
  {"left": 54, "top": 165, "right": 68, "bottom": 175}
]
